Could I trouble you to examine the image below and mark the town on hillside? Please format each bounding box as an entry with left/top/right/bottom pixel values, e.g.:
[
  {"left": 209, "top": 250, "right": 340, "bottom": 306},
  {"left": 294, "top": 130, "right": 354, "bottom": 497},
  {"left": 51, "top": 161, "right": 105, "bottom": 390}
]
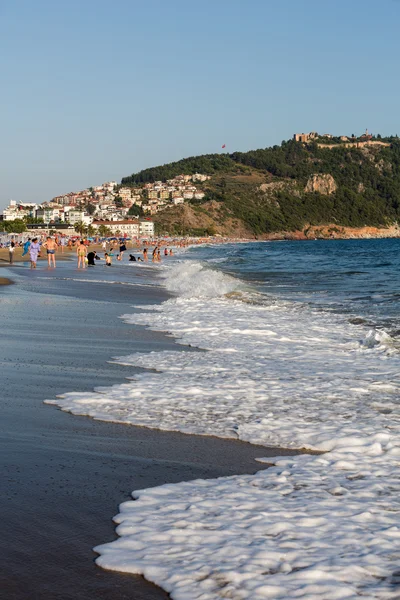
[{"left": 0, "top": 173, "right": 211, "bottom": 236}]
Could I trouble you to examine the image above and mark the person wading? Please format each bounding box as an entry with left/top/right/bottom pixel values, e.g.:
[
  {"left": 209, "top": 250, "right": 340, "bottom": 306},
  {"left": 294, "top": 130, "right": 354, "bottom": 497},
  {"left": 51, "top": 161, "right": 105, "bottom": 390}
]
[{"left": 42, "top": 237, "right": 57, "bottom": 268}]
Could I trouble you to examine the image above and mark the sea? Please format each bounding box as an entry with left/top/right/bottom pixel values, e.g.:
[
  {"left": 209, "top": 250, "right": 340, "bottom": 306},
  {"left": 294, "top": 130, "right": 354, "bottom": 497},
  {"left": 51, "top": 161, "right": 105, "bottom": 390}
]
[{"left": 49, "top": 238, "right": 400, "bottom": 600}]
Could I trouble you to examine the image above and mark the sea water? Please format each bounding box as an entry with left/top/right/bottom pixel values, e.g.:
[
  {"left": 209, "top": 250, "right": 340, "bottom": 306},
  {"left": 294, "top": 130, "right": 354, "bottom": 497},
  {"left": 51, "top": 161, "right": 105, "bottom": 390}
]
[{"left": 47, "top": 239, "right": 400, "bottom": 599}]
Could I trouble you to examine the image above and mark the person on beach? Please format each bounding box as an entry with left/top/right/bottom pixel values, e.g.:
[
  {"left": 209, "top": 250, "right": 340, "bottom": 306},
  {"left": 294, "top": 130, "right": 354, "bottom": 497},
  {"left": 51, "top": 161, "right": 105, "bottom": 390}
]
[
  {"left": 29, "top": 238, "right": 40, "bottom": 269},
  {"left": 129, "top": 254, "right": 136, "bottom": 261},
  {"left": 104, "top": 253, "right": 112, "bottom": 266},
  {"left": 143, "top": 248, "right": 148, "bottom": 262},
  {"left": 77, "top": 240, "right": 87, "bottom": 269},
  {"left": 119, "top": 242, "right": 127, "bottom": 259},
  {"left": 22, "top": 238, "right": 31, "bottom": 257},
  {"left": 60, "top": 236, "right": 67, "bottom": 254},
  {"left": 9, "top": 241, "right": 15, "bottom": 264},
  {"left": 42, "top": 237, "right": 57, "bottom": 268},
  {"left": 87, "top": 250, "right": 100, "bottom": 266}
]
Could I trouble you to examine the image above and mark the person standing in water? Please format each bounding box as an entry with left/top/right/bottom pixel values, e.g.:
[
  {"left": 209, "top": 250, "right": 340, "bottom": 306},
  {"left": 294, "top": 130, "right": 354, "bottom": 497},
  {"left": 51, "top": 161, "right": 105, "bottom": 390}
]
[
  {"left": 9, "top": 241, "right": 15, "bottom": 264},
  {"left": 42, "top": 237, "right": 57, "bottom": 268},
  {"left": 29, "top": 238, "right": 40, "bottom": 269},
  {"left": 76, "top": 240, "right": 87, "bottom": 269},
  {"left": 119, "top": 241, "right": 127, "bottom": 260}
]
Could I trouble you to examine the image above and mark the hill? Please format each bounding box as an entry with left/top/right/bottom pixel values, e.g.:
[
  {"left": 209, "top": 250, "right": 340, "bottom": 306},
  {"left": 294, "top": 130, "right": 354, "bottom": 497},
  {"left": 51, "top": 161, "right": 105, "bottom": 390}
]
[{"left": 122, "top": 139, "right": 400, "bottom": 238}]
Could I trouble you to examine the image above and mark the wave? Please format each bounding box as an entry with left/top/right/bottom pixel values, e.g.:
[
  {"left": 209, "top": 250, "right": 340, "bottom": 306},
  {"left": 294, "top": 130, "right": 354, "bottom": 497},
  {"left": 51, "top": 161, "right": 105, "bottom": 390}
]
[
  {"left": 162, "top": 260, "right": 241, "bottom": 298},
  {"left": 46, "top": 258, "right": 400, "bottom": 599}
]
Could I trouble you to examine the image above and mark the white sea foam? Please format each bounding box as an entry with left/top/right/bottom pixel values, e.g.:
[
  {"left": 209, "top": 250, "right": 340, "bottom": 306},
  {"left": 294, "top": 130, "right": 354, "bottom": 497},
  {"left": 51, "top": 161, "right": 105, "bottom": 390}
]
[
  {"left": 162, "top": 260, "right": 240, "bottom": 298},
  {"left": 47, "top": 260, "right": 400, "bottom": 599}
]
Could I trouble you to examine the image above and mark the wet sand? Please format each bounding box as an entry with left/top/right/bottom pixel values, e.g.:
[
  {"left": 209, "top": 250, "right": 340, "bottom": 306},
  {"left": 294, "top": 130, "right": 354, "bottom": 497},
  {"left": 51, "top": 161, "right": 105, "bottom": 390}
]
[{"left": 1, "top": 263, "right": 300, "bottom": 599}]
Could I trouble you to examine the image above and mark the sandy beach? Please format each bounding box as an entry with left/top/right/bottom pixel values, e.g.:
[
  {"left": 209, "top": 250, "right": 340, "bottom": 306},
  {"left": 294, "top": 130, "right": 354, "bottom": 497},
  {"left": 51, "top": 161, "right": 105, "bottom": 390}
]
[{"left": 1, "top": 260, "right": 300, "bottom": 599}]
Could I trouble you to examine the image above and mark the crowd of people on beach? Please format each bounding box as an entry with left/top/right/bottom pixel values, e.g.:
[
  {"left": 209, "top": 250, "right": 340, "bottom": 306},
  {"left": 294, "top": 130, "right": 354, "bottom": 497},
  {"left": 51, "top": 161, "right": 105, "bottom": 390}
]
[
  {"left": 4, "top": 234, "right": 188, "bottom": 269},
  {"left": 2, "top": 231, "right": 246, "bottom": 270}
]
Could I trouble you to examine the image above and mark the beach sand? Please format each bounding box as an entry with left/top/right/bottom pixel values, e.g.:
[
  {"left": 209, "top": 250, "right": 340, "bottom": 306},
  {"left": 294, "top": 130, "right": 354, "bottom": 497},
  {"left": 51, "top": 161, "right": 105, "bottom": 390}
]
[{"left": 1, "top": 262, "right": 300, "bottom": 599}]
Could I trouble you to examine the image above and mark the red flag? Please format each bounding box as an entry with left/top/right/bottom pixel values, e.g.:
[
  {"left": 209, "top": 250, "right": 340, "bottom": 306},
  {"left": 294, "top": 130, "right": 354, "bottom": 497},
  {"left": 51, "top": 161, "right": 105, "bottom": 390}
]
[{"left": 221, "top": 144, "right": 226, "bottom": 149}]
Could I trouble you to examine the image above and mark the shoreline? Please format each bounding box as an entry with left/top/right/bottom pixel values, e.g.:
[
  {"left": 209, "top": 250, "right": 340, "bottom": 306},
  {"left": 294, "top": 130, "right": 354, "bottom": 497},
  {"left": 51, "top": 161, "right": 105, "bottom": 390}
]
[
  {"left": 2, "top": 263, "right": 302, "bottom": 600},
  {"left": 0, "top": 228, "right": 399, "bottom": 275}
]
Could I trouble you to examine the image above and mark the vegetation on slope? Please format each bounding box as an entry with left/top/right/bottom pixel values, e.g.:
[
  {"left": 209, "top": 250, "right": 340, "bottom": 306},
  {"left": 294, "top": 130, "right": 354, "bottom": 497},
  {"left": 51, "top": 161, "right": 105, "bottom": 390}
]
[{"left": 124, "top": 139, "right": 400, "bottom": 236}]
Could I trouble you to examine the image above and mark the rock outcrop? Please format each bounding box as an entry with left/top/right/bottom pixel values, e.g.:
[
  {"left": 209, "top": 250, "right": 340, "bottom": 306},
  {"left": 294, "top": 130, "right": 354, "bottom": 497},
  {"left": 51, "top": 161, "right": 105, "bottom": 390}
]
[{"left": 305, "top": 174, "right": 337, "bottom": 195}]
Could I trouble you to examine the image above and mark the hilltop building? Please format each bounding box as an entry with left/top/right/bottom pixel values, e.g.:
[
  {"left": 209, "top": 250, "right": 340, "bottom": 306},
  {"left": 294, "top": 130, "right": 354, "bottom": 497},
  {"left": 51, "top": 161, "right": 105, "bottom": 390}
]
[{"left": 293, "top": 132, "right": 319, "bottom": 143}]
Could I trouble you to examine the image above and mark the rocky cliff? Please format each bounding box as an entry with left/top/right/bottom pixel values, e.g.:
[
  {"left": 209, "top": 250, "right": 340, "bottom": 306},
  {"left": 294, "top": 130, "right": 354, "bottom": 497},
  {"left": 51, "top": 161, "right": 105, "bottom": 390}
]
[{"left": 305, "top": 174, "right": 337, "bottom": 195}]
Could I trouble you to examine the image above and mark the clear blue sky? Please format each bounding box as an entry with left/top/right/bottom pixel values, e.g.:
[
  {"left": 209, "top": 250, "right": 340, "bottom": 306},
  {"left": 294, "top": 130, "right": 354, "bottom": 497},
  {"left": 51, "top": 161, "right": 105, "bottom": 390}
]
[{"left": 1, "top": 0, "right": 400, "bottom": 208}]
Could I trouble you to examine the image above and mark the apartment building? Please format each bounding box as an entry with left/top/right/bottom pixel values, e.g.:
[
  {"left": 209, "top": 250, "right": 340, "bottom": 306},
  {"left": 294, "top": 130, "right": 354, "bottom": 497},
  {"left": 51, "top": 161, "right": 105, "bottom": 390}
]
[{"left": 92, "top": 220, "right": 140, "bottom": 236}]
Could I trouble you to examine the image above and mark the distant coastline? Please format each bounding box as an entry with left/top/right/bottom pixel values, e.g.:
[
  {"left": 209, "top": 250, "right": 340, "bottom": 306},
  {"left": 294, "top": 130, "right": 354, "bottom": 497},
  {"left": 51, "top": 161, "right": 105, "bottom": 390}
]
[{"left": 260, "top": 224, "right": 400, "bottom": 241}]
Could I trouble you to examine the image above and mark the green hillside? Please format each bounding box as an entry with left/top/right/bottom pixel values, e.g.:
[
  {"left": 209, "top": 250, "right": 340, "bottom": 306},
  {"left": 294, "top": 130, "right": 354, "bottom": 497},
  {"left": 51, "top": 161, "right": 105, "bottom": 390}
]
[{"left": 122, "top": 138, "right": 400, "bottom": 236}]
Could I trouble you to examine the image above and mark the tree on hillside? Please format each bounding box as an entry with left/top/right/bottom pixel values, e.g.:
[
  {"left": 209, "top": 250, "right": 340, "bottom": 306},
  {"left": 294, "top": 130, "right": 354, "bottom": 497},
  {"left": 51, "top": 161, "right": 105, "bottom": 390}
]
[
  {"left": 86, "top": 203, "right": 96, "bottom": 215},
  {"left": 23, "top": 216, "right": 44, "bottom": 224},
  {"left": 128, "top": 204, "right": 144, "bottom": 217}
]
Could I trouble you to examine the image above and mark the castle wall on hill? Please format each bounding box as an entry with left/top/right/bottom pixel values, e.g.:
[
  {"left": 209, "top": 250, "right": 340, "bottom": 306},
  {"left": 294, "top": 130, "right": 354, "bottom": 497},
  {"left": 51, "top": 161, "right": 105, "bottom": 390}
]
[{"left": 317, "top": 141, "right": 390, "bottom": 149}]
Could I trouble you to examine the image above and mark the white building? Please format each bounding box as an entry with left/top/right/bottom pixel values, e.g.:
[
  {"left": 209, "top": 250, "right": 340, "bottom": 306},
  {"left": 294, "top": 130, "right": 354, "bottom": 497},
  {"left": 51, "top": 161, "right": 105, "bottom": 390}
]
[
  {"left": 103, "top": 181, "right": 118, "bottom": 191},
  {"left": 192, "top": 173, "right": 211, "bottom": 182},
  {"left": 92, "top": 220, "right": 140, "bottom": 236},
  {"left": 66, "top": 210, "right": 93, "bottom": 226},
  {"left": 2, "top": 200, "right": 38, "bottom": 220},
  {"left": 36, "top": 207, "right": 61, "bottom": 222},
  {"left": 139, "top": 220, "right": 155, "bottom": 236}
]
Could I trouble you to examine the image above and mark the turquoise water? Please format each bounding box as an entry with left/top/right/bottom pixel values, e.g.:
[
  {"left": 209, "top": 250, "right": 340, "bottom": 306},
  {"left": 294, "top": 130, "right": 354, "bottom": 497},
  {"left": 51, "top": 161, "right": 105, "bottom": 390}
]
[{"left": 189, "top": 238, "right": 400, "bottom": 333}]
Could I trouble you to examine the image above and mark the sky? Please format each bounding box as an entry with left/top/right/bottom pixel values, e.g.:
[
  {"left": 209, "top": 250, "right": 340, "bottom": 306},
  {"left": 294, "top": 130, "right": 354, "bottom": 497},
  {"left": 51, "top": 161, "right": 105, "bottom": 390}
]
[{"left": 1, "top": 0, "right": 400, "bottom": 208}]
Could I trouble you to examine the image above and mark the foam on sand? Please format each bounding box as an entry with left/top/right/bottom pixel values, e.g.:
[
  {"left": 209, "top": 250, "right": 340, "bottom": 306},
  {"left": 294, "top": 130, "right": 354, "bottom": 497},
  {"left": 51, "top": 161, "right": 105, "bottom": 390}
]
[{"left": 47, "top": 260, "right": 400, "bottom": 599}]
